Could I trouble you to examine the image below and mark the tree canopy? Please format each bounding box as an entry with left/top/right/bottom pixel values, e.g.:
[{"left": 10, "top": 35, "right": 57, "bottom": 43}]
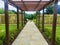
[
  {"left": 46, "top": 5, "right": 60, "bottom": 14},
  {"left": 0, "top": 8, "right": 4, "bottom": 14},
  {"left": 0, "top": 8, "right": 15, "bottom": 14},
  {"left": 25, "top": 14, "right": 34, "bottom": 20},
  {"left": 46, "top": 5, "right": 53, "bottom": 14}
]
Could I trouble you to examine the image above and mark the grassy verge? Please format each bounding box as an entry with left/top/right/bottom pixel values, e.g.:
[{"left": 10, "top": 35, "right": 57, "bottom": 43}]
[
  {"left": 43, "top": 24, "right": 60, "bottom": 45},
  {"left": 0, "top": 24, "right": 24, "bottom": 45},
  {"left": 33, "top": 15, "right": 60, "bottom": 45}
]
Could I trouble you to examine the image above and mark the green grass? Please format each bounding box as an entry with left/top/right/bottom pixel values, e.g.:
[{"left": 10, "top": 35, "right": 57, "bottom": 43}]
[
  {"left": 44, "top": 25, "right": 60, "bottom": 37},
  {"left": 0, "top": 24, "right": 17, "bottom": 45},
  {"left": 0, "top": 24, "right": 23, "bottom": 45},
  {"left": 44, "top": 24, "right": 60, "bottom": 45},
  {"left": 0, "top": 24, "right": 17, "bottom": 32},
  {"left": 0, "top": 24, "right": 17, "bottom": 35}
]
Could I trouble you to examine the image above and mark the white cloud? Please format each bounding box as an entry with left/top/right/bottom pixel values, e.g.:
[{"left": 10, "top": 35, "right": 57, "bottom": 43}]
[
  {"left": 0, "top": 0, "right": 4, "bottom": 8},
  {"left": 58, "top": 1, "right": 60, "bottom": 5},
  {"left": 0, "top": 0, "right": 16, "bottom": 11},
  {"left": 8, "top": 5, "right": 17, "bottom": 11}
]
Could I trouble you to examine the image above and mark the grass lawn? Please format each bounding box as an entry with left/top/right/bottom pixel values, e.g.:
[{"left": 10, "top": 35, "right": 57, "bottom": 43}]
[
  {"left": 0, "top": 24, "right": 23, "bottom": 45},
  {"left": 0, "top": 24, "right": 17, "bottom": 31},
  {"left": 44, "top": 24, "right": 60, "bottom": 45}
]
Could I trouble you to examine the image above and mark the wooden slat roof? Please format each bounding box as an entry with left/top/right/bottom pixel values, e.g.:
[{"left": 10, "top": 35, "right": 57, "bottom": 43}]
[{"left": 9, "top": 0, "right": 55, "bottom": 11}]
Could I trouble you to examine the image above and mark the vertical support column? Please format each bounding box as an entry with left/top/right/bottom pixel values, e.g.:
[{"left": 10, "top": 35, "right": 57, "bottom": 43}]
[
  {"left": 36, "top": 11, "right": 40, "bottom": 28},
  {"left": 4, "top": 0, "right": 10, "bottom": 45},
  {"left": 36, "top": 11, "right": 38, "bottom": 26},
  {"left": 37, "top": 11, "right": 40, "bottom": 28},
  {"left": 42, "top": 9, "right": 44, "bottom": 32},
  {"left": 24, "top": 11, "right": 25, "bottom": 25},
  {"left": 51, "top": 0, "right": 58, "bottom": 45},
  {"left": 21, "top": 11, "right": 23, "bottom": 27},
  {"left": 17, "top": 7, "right": 19, "bottom": 30},
  {"left": 23, "top": 11, "right": 24, "bottom": 26}
]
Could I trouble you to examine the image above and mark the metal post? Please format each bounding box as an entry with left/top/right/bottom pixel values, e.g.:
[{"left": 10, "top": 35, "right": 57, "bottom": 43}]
[
  {"left": 21, "top": 11, "right": 23, "bottom": 27},
  {"left": 23, "top": 11, "right": 25, "bottom": 26},
  {"left": 51, "top": 0, "right": 58, "bottom": 45},
  {"left": 36, "top": 11, "right": 40, "bottom": 28},
  {"left": 42, "top": 9, "right": 44, "bottom": 32},
  {"left": 4, "top": 0, "right": 10, "bottom": 45},
  {"left": 17, "top": 7, "right": 19, "bottom": 30},
  {"left": 24, "top": 11, "right": 25, "bottom": 25},
  {"left": 36, "top": 11, "right": 38, "bottom": 26},
  {"left": 37, "top": 11, "right": 40, "bottom": 28}
]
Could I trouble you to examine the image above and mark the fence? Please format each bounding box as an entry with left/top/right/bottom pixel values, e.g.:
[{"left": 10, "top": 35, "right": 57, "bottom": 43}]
[{"left": 0, "top": 14, "right": 24, "bottom": 24}]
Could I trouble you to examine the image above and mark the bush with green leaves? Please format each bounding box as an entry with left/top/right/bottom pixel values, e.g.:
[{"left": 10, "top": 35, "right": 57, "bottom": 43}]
[
  {"left": 0, "top": 24, "right": 23, "bottom": 45},
  {"left": 25, "top": 14, "right": 33, "bottom": 20},
  {"left": 0, "top": 8, "right": 15, "bottom": 14}
]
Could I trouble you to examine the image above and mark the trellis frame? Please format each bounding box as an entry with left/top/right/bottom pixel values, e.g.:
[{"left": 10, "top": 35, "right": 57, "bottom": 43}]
[{"left": 4, "top": 0, "right": 58, "bottom": 45}]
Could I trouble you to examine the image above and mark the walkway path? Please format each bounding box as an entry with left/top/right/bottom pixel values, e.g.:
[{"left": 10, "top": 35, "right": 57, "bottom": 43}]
[{"left": 12, "top": 21, "right": 48, "bottom": 45}]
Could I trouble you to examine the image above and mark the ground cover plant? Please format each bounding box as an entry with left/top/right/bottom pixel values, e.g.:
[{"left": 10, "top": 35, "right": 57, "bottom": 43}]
[
  {"left": 0, "top": 24, "right": 23, "bottom": 45},
  {"left": 44, "top": 24, "right": 60, "bottom": 45}
]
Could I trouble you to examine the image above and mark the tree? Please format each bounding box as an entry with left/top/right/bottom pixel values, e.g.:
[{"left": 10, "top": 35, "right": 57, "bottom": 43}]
[
  {"left": 57, "top": 5, "right": 60, "bottom": 14},
  {"left": 11, "top": 10, "right": 17, "bottom": 14},
  {"left": 46, "top": 5, "right": 53, "bottom": 14},
  {"left": 25, "top": 13, "right": 34, "bottom": 20},
  {"left": 0, "top": 8, "right": 15, "bottom": 14},
  {"left": 0, "top": 8, "right": 4, "bottom": 14},
  {"left": 8, "top": 10, "right": 15, "bottom": 14},
  {"left": 33, "top": 13, "right": 36, "bottom": 19}
]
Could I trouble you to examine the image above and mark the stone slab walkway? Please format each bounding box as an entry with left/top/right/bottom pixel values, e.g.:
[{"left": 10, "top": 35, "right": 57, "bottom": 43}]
[{"left": 12, "top": 21, "right": 48, "bottom": 45}]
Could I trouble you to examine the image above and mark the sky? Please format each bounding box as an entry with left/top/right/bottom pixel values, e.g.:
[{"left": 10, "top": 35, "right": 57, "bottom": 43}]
[
  {"left": 0, "top": 0, "right": 17, "bottom": 11},
  {"left": 0, "top": 0, "right": 60, "bottom": 14}
]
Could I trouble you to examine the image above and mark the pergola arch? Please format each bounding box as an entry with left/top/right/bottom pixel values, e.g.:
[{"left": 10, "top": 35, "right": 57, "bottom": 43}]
[
  {"left": 9, "top": 0, "right": 54, "bottom": 11},
  {"left": 3, "top": 0, "right": 58, "bottom": 45}
]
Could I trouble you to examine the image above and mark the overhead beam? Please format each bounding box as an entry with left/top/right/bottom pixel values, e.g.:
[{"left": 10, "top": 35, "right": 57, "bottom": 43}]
[
  {"left": 10, "top": 1, "right": 49, "bottom": 4},
  {"left": 4, "top": 0, "right": 10, "bottom": 45},
  {"left": 21, "top": 0, "right": 27, "bottom": 11},
  {"left": 11, "top": 0, "right": 51, "bottom": 1},
  {"left": 8, "top": 0, "right": 23, "bottom": 11},
  {"left": 34, "top": 1, "right": 41, "bottom": 10},
  {"left": 8, "top": 1, "right": 53, "bottom": 11},
  {"left": 39, "top": 0, "right": 54, "bottom": 11}
]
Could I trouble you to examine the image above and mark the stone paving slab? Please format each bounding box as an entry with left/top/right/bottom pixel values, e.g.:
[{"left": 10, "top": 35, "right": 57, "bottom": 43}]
[{"left": 12, "top": 21, "right": 48, "bottom": 45}]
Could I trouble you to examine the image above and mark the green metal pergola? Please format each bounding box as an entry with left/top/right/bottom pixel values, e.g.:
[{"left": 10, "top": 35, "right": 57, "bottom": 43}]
[{"left": 3, "top": 0, "right": 58, "bottom": 45}]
